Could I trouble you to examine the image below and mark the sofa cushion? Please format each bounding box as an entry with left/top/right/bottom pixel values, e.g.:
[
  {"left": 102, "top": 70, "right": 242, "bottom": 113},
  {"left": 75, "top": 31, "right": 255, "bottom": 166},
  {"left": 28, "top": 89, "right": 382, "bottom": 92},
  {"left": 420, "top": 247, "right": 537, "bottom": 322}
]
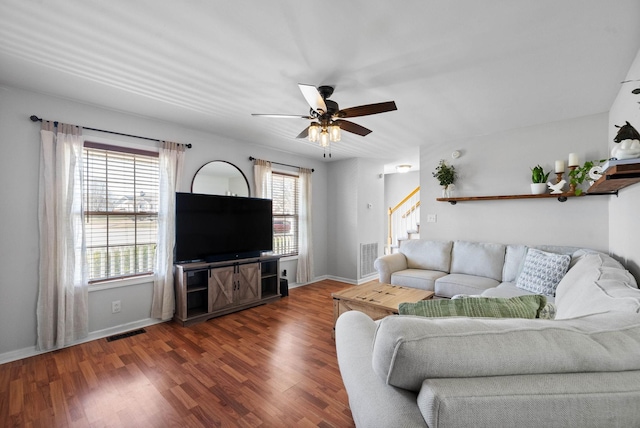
[
  {"left": 555, "top": 253, "right": 640, "bottom": 319},
  {"left": 480, "top": 282, "right": 555, "bottom": 303},
  {"left": 418, "top": 372, "right": 640, "bottom": 428},
  {"left": 398, "top": 295, "right": 546, "bottom": 319},
  {"left": 450, "top": 241, "right": 505, "bottom": 281},
  {"left": 399, "top": 240, "right": 452, "bottom": 272},
  {"left": 516, "top": 248, "right": 571, "bottom": 296},
  {"left": 390, "top": 269, "right": 448, "bottom": 291},
  {"left": 502, "top": 245, "right": 528, "bottom": 283},
  {"left": 435, "top": 274, "right": 499, "bottom": 298},
  {"left": 371, "top": 311, "right": 640, "bottom": 392}
]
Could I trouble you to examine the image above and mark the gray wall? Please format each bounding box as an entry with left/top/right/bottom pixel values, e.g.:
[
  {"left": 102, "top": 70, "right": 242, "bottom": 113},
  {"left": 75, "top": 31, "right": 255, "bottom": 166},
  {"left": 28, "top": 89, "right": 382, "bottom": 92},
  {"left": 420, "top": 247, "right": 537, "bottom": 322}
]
[
  {"left": 384, "top": 170, "right": 420, "bottom": 244},
  {"left": 419, "top": 113, "right": 610, "bottom": 250},
  {"left": 327, "top": 159, "right": 359, "bottom": 281},
  {"left": 0, "top": 85, "right": 328, "bottom": 360},
  {"left": 356, "top": 159, "right": 385, "bottom": 279},
  {"left": 609, "top": 47, "right": 640, "bottom": 279},
  {"left": 385, "top": 170, "right": 420, "bottom": 211},
  {"left": 3, "top": 43, "right": 640, "bottom": 360},
  {"left": 327, "top": 158, "right": 386, "bottom": 282}
]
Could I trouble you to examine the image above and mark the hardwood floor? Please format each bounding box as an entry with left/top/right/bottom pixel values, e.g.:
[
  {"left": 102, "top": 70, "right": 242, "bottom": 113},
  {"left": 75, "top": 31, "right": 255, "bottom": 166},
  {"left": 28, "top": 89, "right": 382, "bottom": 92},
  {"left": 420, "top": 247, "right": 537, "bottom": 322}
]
[{"left": 0, "top": 280, "right": 357, "bottom": 427}]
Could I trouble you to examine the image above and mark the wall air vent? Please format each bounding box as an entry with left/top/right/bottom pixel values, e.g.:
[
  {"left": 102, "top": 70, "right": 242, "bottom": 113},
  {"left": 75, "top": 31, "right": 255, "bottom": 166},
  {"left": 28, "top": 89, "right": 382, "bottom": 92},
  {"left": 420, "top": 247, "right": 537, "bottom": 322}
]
[
  {"left": 106, "top": 328, "right": 146, "bottom": 342},
  {"left": 360, "top": 243, "right": 378, "bottom": 277}
]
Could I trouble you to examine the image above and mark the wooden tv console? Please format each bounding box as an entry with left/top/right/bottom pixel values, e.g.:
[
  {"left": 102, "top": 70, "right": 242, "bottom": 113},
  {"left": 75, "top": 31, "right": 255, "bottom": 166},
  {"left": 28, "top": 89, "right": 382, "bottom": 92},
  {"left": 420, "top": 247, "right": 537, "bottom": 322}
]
[{"left": 174, "top": 255, "right": 281, "bottom": 326}]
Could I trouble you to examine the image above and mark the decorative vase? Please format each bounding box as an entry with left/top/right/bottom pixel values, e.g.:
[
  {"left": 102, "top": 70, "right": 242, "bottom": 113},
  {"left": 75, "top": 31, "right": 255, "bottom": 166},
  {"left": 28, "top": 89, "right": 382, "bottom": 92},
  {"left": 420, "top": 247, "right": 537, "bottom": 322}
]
[
  {"left": 442, "top": 184, "right": 455, "bottom": 198},
  {"left": 530, "top": 183, "right": 548, "bottom": 195}
]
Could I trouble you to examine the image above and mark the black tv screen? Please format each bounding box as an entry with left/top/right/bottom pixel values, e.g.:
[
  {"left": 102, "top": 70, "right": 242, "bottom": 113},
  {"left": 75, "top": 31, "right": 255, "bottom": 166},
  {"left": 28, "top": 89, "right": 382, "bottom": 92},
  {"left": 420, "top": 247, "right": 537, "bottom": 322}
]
[{"left": 175, "top": 192, "right": 273, "bottom": 263}]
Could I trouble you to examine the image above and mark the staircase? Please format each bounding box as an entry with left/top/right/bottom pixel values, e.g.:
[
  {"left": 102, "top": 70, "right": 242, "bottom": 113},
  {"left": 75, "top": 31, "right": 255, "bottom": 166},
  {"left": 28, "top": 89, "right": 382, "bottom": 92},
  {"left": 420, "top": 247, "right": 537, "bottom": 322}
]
[{"left": 387, "top": 186, "right": 420, "bottom": 254}]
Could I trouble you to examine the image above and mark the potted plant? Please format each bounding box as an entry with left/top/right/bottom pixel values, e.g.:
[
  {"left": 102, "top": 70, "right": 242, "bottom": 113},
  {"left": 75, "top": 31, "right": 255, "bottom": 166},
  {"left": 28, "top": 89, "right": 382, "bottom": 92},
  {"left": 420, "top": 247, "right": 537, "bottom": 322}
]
[
  {"left": 569, "top": 159, "right": 606, "bottom": 195},
  {"left": 433, "top": 160, "right": 457, "bottom": 197},
  {"left": 530, "top": 165, "right": 550, "bottom": 194}
]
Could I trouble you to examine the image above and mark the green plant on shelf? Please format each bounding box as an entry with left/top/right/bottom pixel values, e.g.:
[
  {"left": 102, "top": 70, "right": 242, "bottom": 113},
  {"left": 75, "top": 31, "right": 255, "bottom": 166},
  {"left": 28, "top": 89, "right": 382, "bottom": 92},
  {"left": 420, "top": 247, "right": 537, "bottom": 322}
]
[
  {"left": 432, "top": 159, "right": 457, "bottom": 187},
  {"left": 569, "top": 159, "right": 606, "bottom": 196},
  {"left": 530, "top": 164, "right": 550, "bottom": 183}
]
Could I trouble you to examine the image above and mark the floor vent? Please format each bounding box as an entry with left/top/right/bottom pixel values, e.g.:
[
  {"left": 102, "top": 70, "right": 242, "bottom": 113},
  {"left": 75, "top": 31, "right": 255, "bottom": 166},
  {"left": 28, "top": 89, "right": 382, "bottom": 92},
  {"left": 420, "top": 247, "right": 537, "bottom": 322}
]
[
  {"left": 360, "top": 242, "right": 378, "bottom": 276},
  {"left": 106, "top": 328, "right": 146, "bottom": 342}
]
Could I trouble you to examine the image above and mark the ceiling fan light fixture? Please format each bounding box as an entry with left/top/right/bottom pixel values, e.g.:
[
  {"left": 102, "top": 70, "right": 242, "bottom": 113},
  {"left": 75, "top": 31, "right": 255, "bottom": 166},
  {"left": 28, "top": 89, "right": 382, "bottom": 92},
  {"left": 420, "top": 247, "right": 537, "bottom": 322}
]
[
  {"left": 396, "top": 164, "right": 412, "bottom": 173},
  {"left": 319, "top": 130, "right": 330, "bottom": 147},
  {"left": 308, "top": 123, "right": 320, "bottom": 142},
  {"left": 329, "top": 124, "right": 341, "bottom": 142}
]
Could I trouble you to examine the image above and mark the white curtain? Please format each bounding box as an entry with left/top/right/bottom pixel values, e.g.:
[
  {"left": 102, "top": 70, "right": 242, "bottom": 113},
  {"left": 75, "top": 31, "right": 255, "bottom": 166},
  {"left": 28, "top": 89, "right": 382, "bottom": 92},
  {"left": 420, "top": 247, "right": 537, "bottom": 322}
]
[
  {"left": 296, "top": 168, "right": 314, "bottom": 283},
  {"left": 253, "top": 159, "right": 272, "bottom": 198},
  {"left": 37, "top": 121, "right": 88, "bottom": 350},
  {"left": 152, "top": 141, "right": 185, "bottom": 320}
]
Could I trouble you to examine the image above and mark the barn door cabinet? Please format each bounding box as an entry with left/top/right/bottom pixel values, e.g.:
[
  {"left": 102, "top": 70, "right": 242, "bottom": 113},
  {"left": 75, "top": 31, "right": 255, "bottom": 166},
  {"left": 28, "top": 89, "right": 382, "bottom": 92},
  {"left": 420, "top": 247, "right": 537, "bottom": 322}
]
[{"left": 174, "top": 256, "right": 280, "bottom": 326}]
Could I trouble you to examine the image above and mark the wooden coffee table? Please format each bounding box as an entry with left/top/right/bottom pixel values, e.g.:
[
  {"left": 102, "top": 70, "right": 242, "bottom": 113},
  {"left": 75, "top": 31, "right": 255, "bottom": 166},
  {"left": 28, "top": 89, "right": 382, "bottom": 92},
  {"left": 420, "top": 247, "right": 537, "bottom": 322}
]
[{"left": 332, "top": 282, "right": 434, "bottom": 337}]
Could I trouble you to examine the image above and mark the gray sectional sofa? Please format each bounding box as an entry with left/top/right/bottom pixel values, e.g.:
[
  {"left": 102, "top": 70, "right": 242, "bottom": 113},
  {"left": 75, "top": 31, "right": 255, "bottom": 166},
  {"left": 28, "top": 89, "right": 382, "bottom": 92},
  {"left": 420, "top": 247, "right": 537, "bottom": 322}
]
[
  {"left": 336, "top": 243, "right": 640, "bottom": 427},
  {"left": 374, "top": 239, "right": 591, "bottom": 300}
]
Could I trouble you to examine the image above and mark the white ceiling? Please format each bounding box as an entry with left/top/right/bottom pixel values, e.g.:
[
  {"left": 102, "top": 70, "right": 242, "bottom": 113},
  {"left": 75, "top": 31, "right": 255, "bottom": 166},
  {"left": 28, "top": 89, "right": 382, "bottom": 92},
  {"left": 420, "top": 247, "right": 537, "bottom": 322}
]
[{"left": 1, "top": 1, "right": 639, "bottom": 174}]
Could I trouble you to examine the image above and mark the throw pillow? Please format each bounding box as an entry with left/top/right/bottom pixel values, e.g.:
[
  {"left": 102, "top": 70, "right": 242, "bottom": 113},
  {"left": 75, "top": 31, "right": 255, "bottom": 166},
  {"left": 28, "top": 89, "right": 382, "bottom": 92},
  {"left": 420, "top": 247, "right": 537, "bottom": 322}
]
[
  {"left": 515, "top": 248, "right": 571, "bottom": 296},
  {"left": 398, "top": 295, "right": 547, "bottom": 319},
  {"left": 538, "top": 302, "right": 557, "bottom": 320}
]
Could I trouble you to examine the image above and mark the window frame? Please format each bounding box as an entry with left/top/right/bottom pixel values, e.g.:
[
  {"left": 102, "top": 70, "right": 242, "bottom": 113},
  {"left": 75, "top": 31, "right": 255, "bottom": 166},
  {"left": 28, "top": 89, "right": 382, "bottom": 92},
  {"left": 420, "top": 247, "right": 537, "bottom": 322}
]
[
  {"left": 83, "top": 141, "right": 160, "bottom": 285},
  {"left": 271, "top": 170, "right": 299, "bottom": 257}
]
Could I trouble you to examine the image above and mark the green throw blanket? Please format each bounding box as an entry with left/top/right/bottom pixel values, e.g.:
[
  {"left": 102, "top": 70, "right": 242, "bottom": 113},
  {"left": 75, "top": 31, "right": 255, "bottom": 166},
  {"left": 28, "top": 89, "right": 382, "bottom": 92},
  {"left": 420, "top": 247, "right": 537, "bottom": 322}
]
[{"left": 399, "top": 295, "right": 548, "bottom": 319}]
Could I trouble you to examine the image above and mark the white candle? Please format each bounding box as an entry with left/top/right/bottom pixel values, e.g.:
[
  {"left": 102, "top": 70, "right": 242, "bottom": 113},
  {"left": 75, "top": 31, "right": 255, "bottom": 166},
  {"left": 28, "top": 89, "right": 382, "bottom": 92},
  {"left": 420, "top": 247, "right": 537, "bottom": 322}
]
[
  {"left": 568, "top": 153, "right": 579, "bottom": 167},
  {"left": 555, "top": 160, "right": 565, "bottom": 173}
]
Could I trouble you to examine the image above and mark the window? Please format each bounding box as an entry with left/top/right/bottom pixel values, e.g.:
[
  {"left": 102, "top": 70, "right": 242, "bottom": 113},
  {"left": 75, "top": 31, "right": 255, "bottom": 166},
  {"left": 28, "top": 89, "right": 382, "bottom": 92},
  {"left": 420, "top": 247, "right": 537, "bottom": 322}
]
[
  {"left": 271, "top": 172, "right": 299, "bottom": 256},
  {"left": 83, "top": 142, "right": 159, "bottom": 282}
]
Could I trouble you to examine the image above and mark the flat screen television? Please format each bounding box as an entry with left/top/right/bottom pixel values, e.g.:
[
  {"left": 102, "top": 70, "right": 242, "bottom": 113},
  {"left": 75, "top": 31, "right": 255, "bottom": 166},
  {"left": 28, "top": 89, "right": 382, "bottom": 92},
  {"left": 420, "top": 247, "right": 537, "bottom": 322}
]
[{"left": 175, "top": 192, "right": 273, "bottom": 263}]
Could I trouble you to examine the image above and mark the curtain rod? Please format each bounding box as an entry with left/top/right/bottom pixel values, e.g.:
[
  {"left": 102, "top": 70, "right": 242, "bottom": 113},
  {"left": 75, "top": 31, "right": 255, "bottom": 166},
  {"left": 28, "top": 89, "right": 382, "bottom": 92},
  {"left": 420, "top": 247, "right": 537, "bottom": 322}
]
[
  {"left": 249, "top": 156, "right": 314, "bottom": 172},
  {"left": 29, "top": 115, "right": 192, "bottom": 148}
]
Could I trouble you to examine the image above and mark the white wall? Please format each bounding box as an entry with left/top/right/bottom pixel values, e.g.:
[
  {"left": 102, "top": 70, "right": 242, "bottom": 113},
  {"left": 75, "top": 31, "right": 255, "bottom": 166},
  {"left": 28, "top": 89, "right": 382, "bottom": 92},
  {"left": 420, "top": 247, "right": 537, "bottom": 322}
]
[
  {"left": 0, "top": 85, "right": 328, "bottom": 359},
  {"left": 609, "top": 47, "right": 640, "bottom": 279},
  {"left": 419, "top": 113, "right": 610, "bottom": 250}
]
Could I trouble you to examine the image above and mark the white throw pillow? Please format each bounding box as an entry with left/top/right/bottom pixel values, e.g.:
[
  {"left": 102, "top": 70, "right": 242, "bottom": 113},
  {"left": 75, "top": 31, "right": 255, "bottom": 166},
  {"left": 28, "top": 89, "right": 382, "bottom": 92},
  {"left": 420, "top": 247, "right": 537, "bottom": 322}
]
[{"left": 515, "top": 248, "right": 571, "bottom": 296}]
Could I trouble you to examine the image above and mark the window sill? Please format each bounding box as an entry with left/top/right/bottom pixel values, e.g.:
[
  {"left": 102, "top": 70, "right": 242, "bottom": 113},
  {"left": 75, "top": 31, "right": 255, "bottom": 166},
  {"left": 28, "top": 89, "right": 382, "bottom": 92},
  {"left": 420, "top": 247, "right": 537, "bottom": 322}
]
[
  {"left": 279, "top": 255, "right": 298, "bottom": 262},
  {"left": 89, "top": 274, "right": 156, "bottom": 292}
]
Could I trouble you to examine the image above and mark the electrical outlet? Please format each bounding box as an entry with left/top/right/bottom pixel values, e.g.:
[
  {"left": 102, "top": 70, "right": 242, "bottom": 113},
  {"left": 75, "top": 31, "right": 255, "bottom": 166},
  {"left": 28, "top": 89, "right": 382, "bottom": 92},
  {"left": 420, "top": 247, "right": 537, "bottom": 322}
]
[
  {"left": 112, "top": 300, "right": 121, "bottom": 314},
  {"left": 427, "top": 214, "right": 437, "bottom": 223},
  {"left": 282, "top": 269, "right": 287, "bottom": 277}
]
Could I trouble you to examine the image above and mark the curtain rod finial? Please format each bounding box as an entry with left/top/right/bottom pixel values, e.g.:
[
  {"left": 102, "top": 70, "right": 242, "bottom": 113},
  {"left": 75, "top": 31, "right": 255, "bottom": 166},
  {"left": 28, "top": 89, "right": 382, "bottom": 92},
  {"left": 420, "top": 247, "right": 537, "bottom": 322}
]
[{"left": 30, "top": 115, "right": 42, "bottom": 122}]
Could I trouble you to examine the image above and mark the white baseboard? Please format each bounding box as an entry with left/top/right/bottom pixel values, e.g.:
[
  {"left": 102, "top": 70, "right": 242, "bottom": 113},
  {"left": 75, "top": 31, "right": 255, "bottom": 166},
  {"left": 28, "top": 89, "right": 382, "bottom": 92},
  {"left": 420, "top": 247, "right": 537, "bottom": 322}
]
[{"left": 0, "top": 318, "right": 166, "bottom": 366}]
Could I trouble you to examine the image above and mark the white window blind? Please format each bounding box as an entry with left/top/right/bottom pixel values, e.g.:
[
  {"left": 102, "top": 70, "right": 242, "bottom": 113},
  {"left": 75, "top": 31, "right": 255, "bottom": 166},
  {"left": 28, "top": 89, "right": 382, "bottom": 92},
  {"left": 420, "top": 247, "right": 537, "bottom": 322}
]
[
  {"left": 272, "top": 172, "right": 299, "bottom": 256},
  {"left": 83, "top": 142, "right": 159, "bottom": 282}
]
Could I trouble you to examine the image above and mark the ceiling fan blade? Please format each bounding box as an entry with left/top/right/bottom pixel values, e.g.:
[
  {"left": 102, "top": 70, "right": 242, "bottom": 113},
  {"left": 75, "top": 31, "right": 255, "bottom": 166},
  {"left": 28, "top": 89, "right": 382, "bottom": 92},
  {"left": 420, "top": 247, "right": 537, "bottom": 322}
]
[
  {"left": 298, "top": 83, "right": 327, "bottom": 113},
  {"left": 337, "top": 101, "right": 397, "bottom": 118},
  {"left": 296, "top": 126, "right": 309, "bottom": 139},
  {"left": 252, "top": 114, "right": 313, "bottom": 119},
  {"left": 334, "top": 119, "right": 372, "bottom": 137}
]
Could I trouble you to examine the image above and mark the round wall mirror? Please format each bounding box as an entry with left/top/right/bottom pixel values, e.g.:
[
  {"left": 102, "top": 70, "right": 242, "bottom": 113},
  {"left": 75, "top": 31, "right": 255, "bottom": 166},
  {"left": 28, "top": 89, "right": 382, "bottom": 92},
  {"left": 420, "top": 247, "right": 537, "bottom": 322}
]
[{"left": 191, "top": 160, "right": 250, "bottom": 197}]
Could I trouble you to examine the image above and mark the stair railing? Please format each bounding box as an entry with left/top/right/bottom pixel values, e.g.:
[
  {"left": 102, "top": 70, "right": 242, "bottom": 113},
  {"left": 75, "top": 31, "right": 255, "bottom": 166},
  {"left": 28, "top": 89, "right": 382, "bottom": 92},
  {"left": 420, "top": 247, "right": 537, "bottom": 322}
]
[{"left": 388, "top": 186, "right": 420, "bottom": 252}]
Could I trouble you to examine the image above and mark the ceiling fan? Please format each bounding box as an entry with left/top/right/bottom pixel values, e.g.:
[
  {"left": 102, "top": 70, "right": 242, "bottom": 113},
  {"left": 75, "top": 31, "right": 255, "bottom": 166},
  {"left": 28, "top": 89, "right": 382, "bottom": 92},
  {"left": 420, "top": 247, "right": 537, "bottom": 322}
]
[{"left": 252, "top": 84, "right": 397, "bottom": 152}]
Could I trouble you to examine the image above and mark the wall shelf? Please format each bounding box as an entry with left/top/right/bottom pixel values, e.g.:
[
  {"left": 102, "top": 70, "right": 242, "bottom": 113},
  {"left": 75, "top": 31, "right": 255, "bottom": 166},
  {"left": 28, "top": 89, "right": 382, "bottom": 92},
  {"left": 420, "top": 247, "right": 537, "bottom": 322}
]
[
  {"left": 435, "top": 162, "right": 640, "bottom": 205},
  {"left": 587, "top": 163, "right": 640, "bottom": 194},
  {"left": 437, "top": 192, "right": 611, "bottom": 205}
]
